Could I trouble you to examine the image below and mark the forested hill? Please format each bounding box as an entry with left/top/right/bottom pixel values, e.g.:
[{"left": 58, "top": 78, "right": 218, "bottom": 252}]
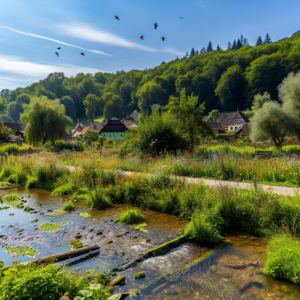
[{"left": 2, "top": 30, "right": 300, "bottom": 122}]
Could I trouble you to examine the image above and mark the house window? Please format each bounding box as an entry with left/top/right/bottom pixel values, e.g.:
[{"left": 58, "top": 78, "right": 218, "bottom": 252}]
[
  {"left": 113, "top": 134, "right": 116, "bottom": 137},
  {"left": 121, "top": 134, "right": 123, "bottom": 137},
  {"left": 110, "top": 135, "right": 112, "bottom": 138},
  {"left": 235, "top": 126, "right": 237, "bottom": 130},
  {"left": 103, "top": 134, "right": 105, "bottom": 137}
]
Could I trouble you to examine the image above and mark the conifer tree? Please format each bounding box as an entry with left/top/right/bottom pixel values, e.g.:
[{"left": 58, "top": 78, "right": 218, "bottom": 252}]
[
  {"left": 237, "top": 39, "right": 243, "bottom": 50},
  {"left": 243, "top": 37, "right": 248, "bottom": 46},
  {"left": 232, "top": 40, "right": 237, "bottom": 50},
  {"left": 256, "top": 36, "right": 263, "bottom": 46},
  {"left": 190, "top": 47, "right": 195, "bottom": 57},
  {"left": 195, "top": 49, "right": 199, "bottom": 55},
  {"left": 216, "top": 45, "right": 221, "bottom": 51},
  {"left": 207, "top": 41, "right": 213, "bottom": 52},
  {"left": 227, "top": 41, "right": 232, "bottom": 50},
  {"left": 200, "top": 47, "right": 206, "bottom": 54},
  {"left": 264, "top": 33, "right": 272, "bottom": 44}
]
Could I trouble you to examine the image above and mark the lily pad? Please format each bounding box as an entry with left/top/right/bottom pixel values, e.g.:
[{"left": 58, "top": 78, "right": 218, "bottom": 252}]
[{"left": 4, "top": 246, "right": 39, "bottom": 258}]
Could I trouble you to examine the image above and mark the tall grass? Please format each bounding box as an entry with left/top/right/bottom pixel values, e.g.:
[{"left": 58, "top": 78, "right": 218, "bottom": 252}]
[
  {"left": 119, "top": 209, "right": 145, "bottom": 224},
  {"left": 87, "top": 185, "right": 112, "bottom": 209}
]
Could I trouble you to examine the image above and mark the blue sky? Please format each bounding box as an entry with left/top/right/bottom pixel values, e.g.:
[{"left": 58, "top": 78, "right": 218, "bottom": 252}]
[{"left": 0, "top": 0, "right": 299, "bottom": 90}]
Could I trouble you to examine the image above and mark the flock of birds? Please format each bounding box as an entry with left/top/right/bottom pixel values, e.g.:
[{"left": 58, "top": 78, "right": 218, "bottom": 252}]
[{"left": 55, "top": 15, "right": 184, "bottom": 57}]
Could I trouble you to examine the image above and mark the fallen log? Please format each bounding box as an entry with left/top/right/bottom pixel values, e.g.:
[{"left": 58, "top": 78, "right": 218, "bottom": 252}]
[
  {"left": 0, "top": 185, "right": 24, "bottom": 190},
  {"left": 2, "top": 244, "right": 99, "bottom": 270}
]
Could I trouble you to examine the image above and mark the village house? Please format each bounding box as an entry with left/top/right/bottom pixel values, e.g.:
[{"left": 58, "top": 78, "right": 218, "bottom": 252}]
[
  {"left": 99, "top": 118, "right": 128, "bottom": 141},
  {"left": 70, "top": 121, "right": 106, "bottom": 141},
  {"left": 217, "top": 109, "right": 249, "bottom": 133},
  {"left": 4, "top": 122, "right": 25, "bottom": 139},
  {"left": 228, "top": 123, "right": 251, "bottom": 141},
  {"left": 208, "top": 121, "right": 225, "bottom": 134}
]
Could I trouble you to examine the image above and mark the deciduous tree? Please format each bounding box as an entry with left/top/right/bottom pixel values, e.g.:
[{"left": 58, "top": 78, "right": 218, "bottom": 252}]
[{"left": 83, "top": 94, "right": 101, "bottom": 122}]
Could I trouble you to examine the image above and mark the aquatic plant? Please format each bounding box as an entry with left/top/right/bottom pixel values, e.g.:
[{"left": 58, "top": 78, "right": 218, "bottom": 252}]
[
  {"left": 264, "top": 235, "right": 300, "bottom": 284},
  {"left": 185, "top": 213, "right": 221, "bottom": 245},
  {"left": 80, "top": 212, "right": 90, "bottom": 217},
  {"left": 133, "top": 271, "right": 145, "bottom": 280},
  {"left": 71, "top": 187, "right": 89, "bottom": 202},
  {"left": 0, "top": 166, "right": 15, "bottom": 181},
  {"left": 49, "top": 209, "right": 64, "bottom": 216},
  {"left": 40, "top": 222, "right": 68, "bottom": 232},
  {"left": 4, "top": 246, "right": 39, "bottom": 258},
  {"left": 87, "top": 185, "right": 112, "bottom": 210},
  {"left": 62, "top": 202, "right": 75, "bottom": 211},
  {"left": 133, "top": 223, "right": 148, "bottom": 232},
  {"left": 69, "top": 239, "right": 83, "bottom": 250},
  {"left": 2, "top": 194, "right": 22, "bottom": 207},
  {"left": 119, "top": 209, "right": 145, "bottom": 224}
]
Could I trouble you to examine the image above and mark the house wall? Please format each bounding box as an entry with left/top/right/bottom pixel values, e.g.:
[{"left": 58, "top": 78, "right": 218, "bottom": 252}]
[
  {"left": 229, "top": 113, "right": 246, "bottom": 132},
  {"left": 100, "top": 132, "right": 126, "bottom": 141}
]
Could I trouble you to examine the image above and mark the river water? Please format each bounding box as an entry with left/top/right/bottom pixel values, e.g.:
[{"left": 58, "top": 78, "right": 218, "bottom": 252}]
[{"left": 0, "top": 187, "right": 300, "bottom": 300}]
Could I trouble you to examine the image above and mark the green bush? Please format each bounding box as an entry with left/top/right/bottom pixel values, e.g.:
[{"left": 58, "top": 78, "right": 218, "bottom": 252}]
[
  {"left": 88, "top": 186, "right": 112, "bottom": 210},
  {"left": 264, "top": 235, "right": 300, "bottom": 284},
  {"left": 119, "top": 209, "right": 145, "bottom": 224},
  {"left": 15, "top": 169, "right": 27, "bottom": 185},
  {"left": 62, "top": 202, "right": 75, "bottom": 211},
  {"left": 71, "top": 187, "right": 89, "bottom": 202},
  {"left": 0, "top": 181, "right": 10, "bottom": 187},
  {"left": 52, "top": 184, "right": 78, "bottom": 196},
  {"left": 185, "top": 213, "right": 221, "bottom": 245},
  {"left": 0, "top": 263, "right": 111, "bottom": 300}
]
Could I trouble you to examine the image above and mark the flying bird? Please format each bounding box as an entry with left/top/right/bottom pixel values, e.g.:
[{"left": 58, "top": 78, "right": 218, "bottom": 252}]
[
  {"left": 140, "top": 35, "right": 144, "bottom": 40},
  {"left": 180, "top": 17, "right": 184, "bottom": 19},
  {"left": 115, "top": 16, "right": 120, "bottom": 20},
  {"left": 57, "top": 47, "right": 61, "bottom": 50},
  {"left": 162, "top": 37, "right": 166, "bottom": 41},
  {"left": 80, "top": 52, "right": 85, "bottom": 56},
  {"left": 154, "top": 22, "right": 158, "bottom": 30},
  {"left": 55, "top": 52, "right": 59, "bottom": 57}
]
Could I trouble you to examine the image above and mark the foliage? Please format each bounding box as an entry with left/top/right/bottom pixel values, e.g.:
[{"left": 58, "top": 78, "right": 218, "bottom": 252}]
[
  {"left": 0, "top": 124, "right": 15, "bottom": 140},
  {"left": 21, "top": 96, "right": 74, "bottom": 145},
  {"left": 185, "top": 213, "right": 221, "bottom": 245},
  {"left": 208, "top": 109, "right": 220, "bottom": 121},
  {"left": 167, "top": 89, "right": 215, "bottom": 149},
  {"left": 102, "top": 92, "right": 123, "bottom": 120},
  {"left": 250, "top": 101, "right": 292, "bottom": 147},
  {"left": 62, "top": 202, "right": 75, "bottom": 211},
  {"left": 52, "top": 184, "right": 78, "bottom": 196},
  {"left": 119, "top": 209, "right": 145, "bottom": 224},
  {"left": 2, "top": 194, "right": 22, "bottom": 207},
  {"left": 40, "top": 222, "right": 68, "bottom": 232},
  {"left": 83, "top": 94, "right": 102, "bottom": 122},
  {"left": 280, "top": 71, "right": 300, "bottom": 141},
  {"left": 137, "top": 109, "right": 188, "bottom": 155},
  {"left": 61, "top": 95, "right": 77, "bottom": 120},
  {"left": 4, "top": 246, "right": 39, "bottom": 258},
  {"left": 70, "top": 239, "right": 83, "bottom": 250},
  {"left": 87, "top": 185, "right": 112, "bottom": 210},
  {"left": 85, "top": 130, "right": 99, "bottom": 146},
  {"left": 264, "top": 235, "right": 300, "bottom": 284}
]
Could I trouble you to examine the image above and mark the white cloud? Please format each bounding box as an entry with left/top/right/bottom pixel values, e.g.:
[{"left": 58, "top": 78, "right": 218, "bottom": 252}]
[
  {"left": 0, "top": 53, "right": 103, "bottom": 83},
  {"left": 57, "top": 22, "right": 185, "bottom": 56},
  {"left": 0, "top": 26, "right": 112, "bottom": 57}
]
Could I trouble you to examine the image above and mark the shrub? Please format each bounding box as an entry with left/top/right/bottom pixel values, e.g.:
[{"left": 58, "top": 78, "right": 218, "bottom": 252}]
[
  {"left": 185, "top": 213, "right": 221, "bottom": 245},
  {"left": 15, "top": 169, "right": 28, "bottom": 185},
  {"left": 52, "top": 184, "right": 78, "bottom": 196},
  {"left": 119, "top": 209, "right": 145, "bottom": 224},
  {"left": 264, "top": 235, "right": 300, "bottom": 284},
  {"left": 88, "top": 186, "right": 112, "bottom": 210},
  {"left": 0, "top": 144, "right": 19, "bottom": 155},
  {"left": 62, "top": 202, "right": 75, "bottom": 211},
  {"left": 0, "top": 181, "right": 10, "bottom": 187}
]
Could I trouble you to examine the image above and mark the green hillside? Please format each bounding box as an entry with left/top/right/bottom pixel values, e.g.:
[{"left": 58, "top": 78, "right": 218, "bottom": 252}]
[{"left": 2, "top": 30, "right": 300, "bottom": 122}]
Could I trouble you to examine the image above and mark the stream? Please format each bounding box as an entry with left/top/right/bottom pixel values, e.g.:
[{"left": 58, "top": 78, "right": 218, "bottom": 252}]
[{"left": 1, "top": 187, "right": 300, "bottom": 299}]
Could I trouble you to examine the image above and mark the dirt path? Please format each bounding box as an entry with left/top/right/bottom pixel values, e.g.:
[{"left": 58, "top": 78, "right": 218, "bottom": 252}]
[{"left": 121, "top": 171, "right": 298, "bottom": 196}]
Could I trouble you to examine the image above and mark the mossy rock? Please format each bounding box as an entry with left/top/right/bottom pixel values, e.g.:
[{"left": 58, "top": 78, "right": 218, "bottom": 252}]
[
  {"left": 110, "top": 275, "right": 126, "bottom": 287},
  {"left": 134, "top": 271, "right": 145, "bottom": 280},
  {"left": 70, "top": 239, "right": 83, "bottom": 250},
  {"left": 40, "top": 222, "right": 68, "bottom": 232},
  {"left": 31, "top": 219, "right": 38, "bottom": 223},
  {"left": 96, "top": 231, "right": 103, "bottom": 235},
  {"left": 75, "top": 233, "right": 82, "bottom": 239},
  {"left": 107, "top": 240, "right": 113, "bottom": 244},
  {"left": 4, "top": 246, "right": 39, "bottom": 258},
  {"left": 89, "top": 229, "right": 94, "bottom": 232}
]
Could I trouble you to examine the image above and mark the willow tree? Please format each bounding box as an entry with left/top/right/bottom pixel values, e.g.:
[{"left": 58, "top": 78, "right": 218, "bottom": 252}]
[{"left": 21, "top": 96, "right": 73, "bottom": 145}]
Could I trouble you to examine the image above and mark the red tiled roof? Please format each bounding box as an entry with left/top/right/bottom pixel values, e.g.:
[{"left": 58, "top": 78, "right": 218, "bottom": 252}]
[{"left": 71, "top": 126, "right": 90, "bottom": 137}]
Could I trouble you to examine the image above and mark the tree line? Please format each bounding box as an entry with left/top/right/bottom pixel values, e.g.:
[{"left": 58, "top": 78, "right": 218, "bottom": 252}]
[{"left": 1, "top": 30, "right": 300, "bottom": 123}]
